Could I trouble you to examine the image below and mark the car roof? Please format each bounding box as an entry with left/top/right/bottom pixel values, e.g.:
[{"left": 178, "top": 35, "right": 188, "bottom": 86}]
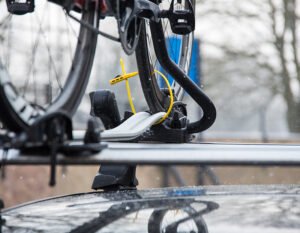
[{"left": 2, "top": 185, "right": 300, "bottom": 232}]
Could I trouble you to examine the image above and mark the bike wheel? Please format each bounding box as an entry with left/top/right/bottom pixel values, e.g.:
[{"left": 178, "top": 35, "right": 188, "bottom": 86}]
[
  {"left": 0, "top": 0, "right": 98, "bottom": 132},
  {"left": 148, "top": 207, "right": 208, "bottom": 233},
  {"left": 136, "top": 0, "right": 195, "bottom": 114}
]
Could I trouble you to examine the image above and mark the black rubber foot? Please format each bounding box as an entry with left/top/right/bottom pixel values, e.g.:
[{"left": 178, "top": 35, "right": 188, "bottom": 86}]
[{"left": 91, "top": 165, "right": 138, "bottom": 191}]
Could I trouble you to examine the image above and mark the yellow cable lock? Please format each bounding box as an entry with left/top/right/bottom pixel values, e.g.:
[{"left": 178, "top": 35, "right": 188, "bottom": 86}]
[{"left": 109, "top": 59, "right": 173, "bottom": 125}]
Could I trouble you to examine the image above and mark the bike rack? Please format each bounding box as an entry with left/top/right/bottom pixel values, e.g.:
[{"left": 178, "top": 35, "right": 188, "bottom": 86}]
[
  {"left": 1, "top": 142, "right": 300, "bottom": 166},
  {"left": 74, "top": 112, "right": 166, "bottom": 141},
  {"left": 150, "top": 20, "right": 217, "bottom": 134}
]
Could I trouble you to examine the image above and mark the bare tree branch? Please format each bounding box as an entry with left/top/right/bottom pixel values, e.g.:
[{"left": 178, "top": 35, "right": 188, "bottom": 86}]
[
  {"left": 290, "top": 0, "right": 300, "bottom": 84},
  {"left": 268, "top": 0, "right": 294, "bottom": 105}
]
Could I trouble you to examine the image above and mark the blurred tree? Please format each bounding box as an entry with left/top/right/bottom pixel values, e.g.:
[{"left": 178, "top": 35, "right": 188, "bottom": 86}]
[{"left": 197, "top": 0, "right": 300, "bottom": 133}]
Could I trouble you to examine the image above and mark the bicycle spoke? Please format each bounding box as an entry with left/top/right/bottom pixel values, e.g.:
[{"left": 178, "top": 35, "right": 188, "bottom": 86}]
[
  {"left": 22, "top": 4, "right": 48, "bottom": 97},
  {"left": 64, "top": 13, "right": 77, "bottom": 63},
  {"left": 35, "top": 12, "right": 63, "bottom": 91},
  {"left": 64, "top": 9, "right": 82, "bottom": 64}
]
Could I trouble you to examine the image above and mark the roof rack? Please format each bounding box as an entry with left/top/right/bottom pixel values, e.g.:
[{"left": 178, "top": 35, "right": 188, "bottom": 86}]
[{"left": 1, "top": 142, "right": 300, "bottom": 166}]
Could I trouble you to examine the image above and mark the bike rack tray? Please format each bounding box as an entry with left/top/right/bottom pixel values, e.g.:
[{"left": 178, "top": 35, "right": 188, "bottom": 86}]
[
  {"left": 1, "top": 142, "right": 300, "bottom": 166},
  {"left": 73, "top": 112, "right": 166, "bottom": 141}
]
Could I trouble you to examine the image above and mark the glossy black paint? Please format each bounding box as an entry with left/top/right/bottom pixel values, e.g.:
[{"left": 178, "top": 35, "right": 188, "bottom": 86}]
[{"left": 2, "top": 185, "right": 300, "bottom": 232}]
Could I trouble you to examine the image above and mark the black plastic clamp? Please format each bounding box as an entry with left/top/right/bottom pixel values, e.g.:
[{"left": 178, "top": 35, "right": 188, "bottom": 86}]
[{"left": 6, "top": 0, "right": 34, "bottom": 15}]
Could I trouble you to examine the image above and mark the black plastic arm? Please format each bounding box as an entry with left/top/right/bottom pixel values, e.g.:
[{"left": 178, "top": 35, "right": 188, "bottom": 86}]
[{"left": 150, "top": 21, "right": 216, "bottom": 134}]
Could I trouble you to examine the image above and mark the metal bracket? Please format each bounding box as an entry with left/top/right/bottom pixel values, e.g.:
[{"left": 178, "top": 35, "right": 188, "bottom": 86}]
[
  {"left": 74, "top": 111, "right": 166, "bottom": 141},
  {"left": 102, "top": 112, "right": 165, "bottom": 141}
]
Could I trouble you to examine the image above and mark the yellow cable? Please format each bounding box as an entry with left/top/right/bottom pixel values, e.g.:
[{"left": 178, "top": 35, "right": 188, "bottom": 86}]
[
  {"left": 125, "top": 79, "right": 136, "bottom": 114},
  {"left": 120, "top": 59, "right": 126, "bottom": 74},
  {"left": 152, "top": 70, "right": 173, "bottom": 125},
  {"left": 109, "top": 59, "right": 174, "bottom": 124},
  {"left": 119, "top": 59, "right": 136, "bottom": 114}
]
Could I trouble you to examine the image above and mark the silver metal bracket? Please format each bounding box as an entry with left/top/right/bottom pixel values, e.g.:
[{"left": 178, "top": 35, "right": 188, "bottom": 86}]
[{"left": 74, "top": 111, "right": 166, "bottom": 142}]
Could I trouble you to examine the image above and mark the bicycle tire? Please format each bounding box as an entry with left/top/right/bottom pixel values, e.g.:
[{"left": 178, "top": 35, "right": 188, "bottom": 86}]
[
  {"left": 136, "top": 0, "right": 195, "bottom": 114},
  {"left": 0, "top": 0, "right": 98, "bottom": 132},
  {"left": 148, "top": 207, "right": 208, "bottom": 233}
]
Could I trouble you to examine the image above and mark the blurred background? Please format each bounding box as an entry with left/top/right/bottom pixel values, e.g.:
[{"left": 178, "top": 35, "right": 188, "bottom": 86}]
[{"left": 1, "top": 0, "right": 300, "bottom": 208}]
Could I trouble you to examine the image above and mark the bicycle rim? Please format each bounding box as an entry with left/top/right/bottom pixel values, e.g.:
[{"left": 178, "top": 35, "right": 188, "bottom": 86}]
[
  {"left": 136, "top": 0, "right": 195, "bottom": 113},
  {"left": 0, "top": 0, "right": 98, "bottom": 132},
  {"left": 148, "top": 207, "right": 208, "bottom": 233}
]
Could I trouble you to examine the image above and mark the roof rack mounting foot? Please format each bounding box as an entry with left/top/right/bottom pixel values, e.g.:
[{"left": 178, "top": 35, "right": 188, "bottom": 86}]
[{"left": 92, "top": 165, "right": 138, "bottom": 191}]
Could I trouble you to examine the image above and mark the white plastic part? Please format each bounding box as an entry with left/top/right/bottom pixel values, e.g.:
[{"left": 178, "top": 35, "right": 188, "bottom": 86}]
[{"left": 73, "top": 111, "right": 166, "bottom": 141}]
